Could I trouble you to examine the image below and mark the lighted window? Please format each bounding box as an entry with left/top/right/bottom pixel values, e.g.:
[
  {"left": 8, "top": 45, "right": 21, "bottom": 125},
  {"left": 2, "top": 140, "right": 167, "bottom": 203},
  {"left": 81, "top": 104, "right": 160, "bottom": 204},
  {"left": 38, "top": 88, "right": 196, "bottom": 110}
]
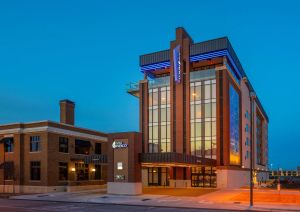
[{"left": 117, "top": 162, "right": 123, "bottom": 170}]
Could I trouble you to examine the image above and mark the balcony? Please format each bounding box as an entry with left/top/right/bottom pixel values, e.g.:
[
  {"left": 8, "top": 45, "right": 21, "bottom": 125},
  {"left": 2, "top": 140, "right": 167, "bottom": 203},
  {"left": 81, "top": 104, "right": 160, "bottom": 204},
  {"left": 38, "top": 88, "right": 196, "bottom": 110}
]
[{"left": 126, "top": 82, "right": 140, "bottom": 97}]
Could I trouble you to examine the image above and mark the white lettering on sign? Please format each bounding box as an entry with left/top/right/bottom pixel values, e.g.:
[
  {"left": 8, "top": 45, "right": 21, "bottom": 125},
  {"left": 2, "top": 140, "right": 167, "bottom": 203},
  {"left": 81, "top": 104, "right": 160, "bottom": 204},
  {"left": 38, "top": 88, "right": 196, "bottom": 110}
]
[{"left": 112, "top": 141, "right": 128, "bottom": 149}]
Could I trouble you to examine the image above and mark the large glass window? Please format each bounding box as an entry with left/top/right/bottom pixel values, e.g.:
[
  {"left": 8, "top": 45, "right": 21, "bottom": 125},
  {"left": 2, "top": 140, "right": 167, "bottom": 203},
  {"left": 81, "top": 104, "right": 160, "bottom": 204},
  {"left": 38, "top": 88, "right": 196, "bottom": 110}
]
[
  {"left": 229, "top": 85, "right": 240, "bottom": 165},
  {"left": 148, "top": 86, "right": 170, "bottom": 153},
  {"left": 190, "top": 79, "right": 216, "bottom": 159}
]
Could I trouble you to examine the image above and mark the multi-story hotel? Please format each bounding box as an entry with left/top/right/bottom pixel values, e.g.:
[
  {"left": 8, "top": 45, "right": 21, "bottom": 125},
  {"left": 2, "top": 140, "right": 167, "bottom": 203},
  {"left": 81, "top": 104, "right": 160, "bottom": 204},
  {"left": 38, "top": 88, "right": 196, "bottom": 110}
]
[
  {"left": 0, "top": 27, "right": 269, "bottom": 194},
  {"left": 127, "top": 27, "right": 269, "bottom": 190}
]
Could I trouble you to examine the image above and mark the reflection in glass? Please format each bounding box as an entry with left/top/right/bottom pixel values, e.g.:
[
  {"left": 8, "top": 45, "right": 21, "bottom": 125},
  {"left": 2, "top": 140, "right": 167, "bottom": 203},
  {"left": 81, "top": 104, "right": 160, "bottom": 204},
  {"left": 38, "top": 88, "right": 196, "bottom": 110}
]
[{"left": 229, "top": 85, "right": 240, "bottom": 165}]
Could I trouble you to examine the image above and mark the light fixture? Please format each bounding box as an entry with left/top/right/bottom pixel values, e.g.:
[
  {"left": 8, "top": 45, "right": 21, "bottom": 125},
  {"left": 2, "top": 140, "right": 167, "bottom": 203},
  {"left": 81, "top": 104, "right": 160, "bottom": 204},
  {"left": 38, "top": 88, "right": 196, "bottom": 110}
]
[
  {"left": 71, "top": 168, "right": 76, "bottom": 172},
  {"left": 91, "top": 168, "right": 96, "bottom": 172}
]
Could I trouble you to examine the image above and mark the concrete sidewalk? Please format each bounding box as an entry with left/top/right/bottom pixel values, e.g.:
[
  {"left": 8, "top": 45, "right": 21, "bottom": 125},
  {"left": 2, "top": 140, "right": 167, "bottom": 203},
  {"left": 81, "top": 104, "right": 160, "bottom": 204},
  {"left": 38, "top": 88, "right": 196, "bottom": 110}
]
[{"left": 10, "top": 189, "right": 300, "bottom": 212}]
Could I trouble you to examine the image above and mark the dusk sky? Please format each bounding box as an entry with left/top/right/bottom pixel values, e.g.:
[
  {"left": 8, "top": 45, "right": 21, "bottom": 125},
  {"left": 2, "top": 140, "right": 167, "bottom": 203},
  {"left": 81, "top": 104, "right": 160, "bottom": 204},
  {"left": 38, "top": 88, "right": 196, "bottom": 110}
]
[{"left": 0, "top": 0, "right": 299, "bottom": 169}]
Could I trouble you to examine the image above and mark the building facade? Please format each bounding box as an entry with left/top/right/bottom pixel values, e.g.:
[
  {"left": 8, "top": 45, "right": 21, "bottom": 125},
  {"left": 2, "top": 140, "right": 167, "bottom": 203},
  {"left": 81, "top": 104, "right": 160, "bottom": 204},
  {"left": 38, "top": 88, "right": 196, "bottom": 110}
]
[
  {"left": 0, "top": 100, "right": 108, "bottom": 193},
  {"left": 127, "top": 27, "right": 269, "bottom": 189}
]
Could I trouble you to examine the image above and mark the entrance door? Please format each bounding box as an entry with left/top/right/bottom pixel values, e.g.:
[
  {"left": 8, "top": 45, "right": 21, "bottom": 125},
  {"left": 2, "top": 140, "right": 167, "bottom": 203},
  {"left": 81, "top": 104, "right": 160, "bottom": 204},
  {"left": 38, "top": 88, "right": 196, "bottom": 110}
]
[{"left": 148, "top": 167, "right": 169, "bottom": 186}]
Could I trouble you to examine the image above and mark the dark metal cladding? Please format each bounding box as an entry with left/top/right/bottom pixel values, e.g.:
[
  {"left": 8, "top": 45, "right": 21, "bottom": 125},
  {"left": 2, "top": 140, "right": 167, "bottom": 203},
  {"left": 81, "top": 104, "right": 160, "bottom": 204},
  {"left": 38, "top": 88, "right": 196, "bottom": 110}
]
[
  {"left": 139, "top": 49, "right": 170, "bottom": 66},
  {"left": 190, "top": 37, "right": 228, "bottom": 56}
]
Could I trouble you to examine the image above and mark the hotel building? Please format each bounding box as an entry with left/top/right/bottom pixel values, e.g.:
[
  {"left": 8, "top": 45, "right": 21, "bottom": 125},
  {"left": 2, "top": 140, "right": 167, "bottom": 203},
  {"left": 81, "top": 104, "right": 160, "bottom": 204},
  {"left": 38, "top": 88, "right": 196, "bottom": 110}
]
[
  {"left": 126, "top": 27, "right": 269, "bottom": 190},
  {"left": 0, "top": 27, "right": 269, "bottom": 194}
]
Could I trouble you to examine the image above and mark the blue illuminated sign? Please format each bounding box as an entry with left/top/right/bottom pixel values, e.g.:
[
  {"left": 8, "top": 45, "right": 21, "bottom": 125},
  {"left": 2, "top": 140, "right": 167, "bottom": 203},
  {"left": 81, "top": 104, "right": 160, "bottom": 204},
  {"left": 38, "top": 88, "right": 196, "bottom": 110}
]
[{"left": 173, "top": 45, "right": 181, "bottom": 83}]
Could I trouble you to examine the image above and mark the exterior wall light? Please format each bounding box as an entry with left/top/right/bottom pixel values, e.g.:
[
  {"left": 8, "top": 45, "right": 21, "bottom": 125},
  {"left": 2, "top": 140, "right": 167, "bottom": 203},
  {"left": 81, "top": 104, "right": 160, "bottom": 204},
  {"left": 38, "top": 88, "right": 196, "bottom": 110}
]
[
  {"left": 71, "top": 168, "right": 76, "bottom": 172},
  {"left": 91, "top": 168, "right": 96, "bottom": 172}
]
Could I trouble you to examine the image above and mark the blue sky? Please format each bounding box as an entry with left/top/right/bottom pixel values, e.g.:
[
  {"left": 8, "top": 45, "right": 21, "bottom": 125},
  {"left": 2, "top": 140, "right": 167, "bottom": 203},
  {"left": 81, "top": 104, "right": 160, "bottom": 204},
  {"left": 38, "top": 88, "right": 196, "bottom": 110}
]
[{"left": 0, "top": 0, "right": 299, "bottom": 169}]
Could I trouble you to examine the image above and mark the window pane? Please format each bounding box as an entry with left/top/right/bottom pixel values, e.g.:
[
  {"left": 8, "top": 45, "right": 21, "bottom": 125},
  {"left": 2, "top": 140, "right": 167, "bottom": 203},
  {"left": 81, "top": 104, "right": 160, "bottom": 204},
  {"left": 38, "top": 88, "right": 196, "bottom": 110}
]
[
  {"left": 161, "top": 125, "right": 166, "bottom": 139},
  {"left": 153, "top": 92, "right": 158, "bottom": 106},
  {"left": 212, "top": 83, "right": 216, "bottom": 99},
  {"left": 161, "top": 108, "right": 166, "bottom": 122},
  {"left": 205, "top": 84, "right": 211, "bottom": 99},
  {"left": 205, "top": 122, "right": 211, "bottom": 137},
  {"left": 196, "top": 122, "right": 202, "bottom": 137},
  {"left": 153, "top": 125, "right": 158, "bottom": 139},
  {"left": 196, "top": 104, "right": 202, "bottom": 118},
  {"left": 212, "top": 103, "right": 216, "bottom": 118},
  {"left": 161, "top": 91, "right": 166, "bottom": 105},
  {"left": 153, "top": 109, "right": 158, "bottom": 123},
  {"left": 195, "top": 86, "right": 201, "bottom": 101},
  {"left": 205, "top": 103, "right": 211, "bottom": 117}
]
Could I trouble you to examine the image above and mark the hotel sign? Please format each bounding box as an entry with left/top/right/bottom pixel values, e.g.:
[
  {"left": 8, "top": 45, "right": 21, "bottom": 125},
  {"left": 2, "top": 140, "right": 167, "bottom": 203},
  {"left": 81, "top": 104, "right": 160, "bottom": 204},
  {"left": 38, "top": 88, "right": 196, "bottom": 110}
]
[
  {"left": 112, "top": 140, "right": 128, "bottom": 149},
  {"left": 173, "top": 45, "right": 181, "bottom": 84}
]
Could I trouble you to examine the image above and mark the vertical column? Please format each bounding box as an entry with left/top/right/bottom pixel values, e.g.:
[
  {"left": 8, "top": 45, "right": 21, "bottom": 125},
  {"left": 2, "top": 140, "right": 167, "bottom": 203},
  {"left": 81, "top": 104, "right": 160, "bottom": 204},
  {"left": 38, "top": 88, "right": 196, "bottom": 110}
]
[
  {"left": 139, "top": 80, "right": 148, "bottom": 153},
  {"left": 170, "top": 27, "right": 193, "bottom": 154}
]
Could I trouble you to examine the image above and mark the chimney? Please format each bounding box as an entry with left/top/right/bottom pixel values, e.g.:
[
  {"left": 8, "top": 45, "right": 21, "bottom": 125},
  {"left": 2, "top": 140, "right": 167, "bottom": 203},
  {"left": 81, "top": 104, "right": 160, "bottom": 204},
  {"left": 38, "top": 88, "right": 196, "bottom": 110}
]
[{"left": 60, "top": 99, "right": 75, "bottom": 125}]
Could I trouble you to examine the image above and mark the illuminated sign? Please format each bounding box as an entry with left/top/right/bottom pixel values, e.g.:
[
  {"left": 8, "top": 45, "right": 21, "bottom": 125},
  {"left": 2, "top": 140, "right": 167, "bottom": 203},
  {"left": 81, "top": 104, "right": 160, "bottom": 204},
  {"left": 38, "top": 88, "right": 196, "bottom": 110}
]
[
  {"left": 173, "top": 45, "right": 181, "bottom": 83},
  {"left": 112, "top": 141, "right": 128, "bottom": 149},
  {"left": 115, "top": 175, "right": 125, "bottom": 180}
]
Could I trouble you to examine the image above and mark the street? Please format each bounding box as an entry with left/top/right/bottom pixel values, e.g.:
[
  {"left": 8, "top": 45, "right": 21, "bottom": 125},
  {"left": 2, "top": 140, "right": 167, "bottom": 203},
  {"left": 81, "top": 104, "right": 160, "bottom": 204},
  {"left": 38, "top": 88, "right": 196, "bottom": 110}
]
[{"left": 0, "top": 199, "right": 251, "bottom": 212}]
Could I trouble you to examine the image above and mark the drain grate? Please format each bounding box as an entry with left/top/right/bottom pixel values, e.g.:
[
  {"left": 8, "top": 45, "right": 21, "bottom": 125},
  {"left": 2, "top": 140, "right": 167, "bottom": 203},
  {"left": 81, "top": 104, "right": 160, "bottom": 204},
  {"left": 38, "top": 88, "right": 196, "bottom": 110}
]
[
  {"left": 234, "top": 201, "right": 241, "bottom": 204},
  {"left": 142, "top": 198, "right": 150, "bottom": 201},
  {"left": 101, "top": 196, "right": 108, "bottom": 199}
]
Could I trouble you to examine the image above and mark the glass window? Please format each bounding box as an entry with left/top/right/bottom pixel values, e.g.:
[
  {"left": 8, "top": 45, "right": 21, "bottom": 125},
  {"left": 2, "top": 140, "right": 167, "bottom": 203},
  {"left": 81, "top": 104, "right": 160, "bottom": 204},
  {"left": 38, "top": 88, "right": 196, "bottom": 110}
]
[
  {"left": 153, "top": 92, "right": 158, "bottom": 106},
  {"left": 95, "top": 165, "right": 101, "bottom": 180},
  {"left": 95, "top": 143, "right": 102, "bottom": 154},
  {"left": 30, "top": 136, "right": 41, "bottom": 152},
  {"left": 30, "top": 161, "right": 41, "bottom": 181},
  {"left": 75, "top": 139, "right": 90, "bottom": 155},
  {"left": 195, "top": 85, "right": 201, "bottom": 100},
  {"left": 196, "top": 104, "right": 202, "bottom": 118},
  {"left": 153, "top": 109, "right": 158, "bottom": 123},
  {"left": 205, "top": 122, "right": 211, "bottom": 137},
  {"left": 4, "top": 138, "right": 14, "bottom": 152},
  {"left": 195, "top": 122, "right": 202, "bottom": 137},
  {"left": 161, "top": 108, "right": 166, "bottom": 122},
  {"left": 229, "top": 85, "right": 240, "bottom": 165},
  {"left": 75, "top": 163, "right": 89, "bottom": 181},
  {"left": 59, "top": 162, "right": 68, "bottom": 181},
  {"left": 205, "top": 103, "right": 211, "bottom": 117},
  {"left": 59, "top": 137, "right": 68, "bottom": 153},
  {"left": 4, "top": 161, "right": 14, "bottom": 180},
  {"left": 148, "top": 86, "right": 171, "bottom": 153},
  {"left": 205, "top": 84, "right": 211, "bottom": 99},
  {"left": 212, "top": 83, "right": 216, "bottom": 99}
]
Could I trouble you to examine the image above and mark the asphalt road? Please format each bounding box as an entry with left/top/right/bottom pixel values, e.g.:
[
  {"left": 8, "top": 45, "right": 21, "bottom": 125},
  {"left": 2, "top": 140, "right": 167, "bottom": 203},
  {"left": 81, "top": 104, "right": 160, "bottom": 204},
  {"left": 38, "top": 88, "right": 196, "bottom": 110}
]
[{"left": 0, "top": 199, "right": 252, "bottom": 212}]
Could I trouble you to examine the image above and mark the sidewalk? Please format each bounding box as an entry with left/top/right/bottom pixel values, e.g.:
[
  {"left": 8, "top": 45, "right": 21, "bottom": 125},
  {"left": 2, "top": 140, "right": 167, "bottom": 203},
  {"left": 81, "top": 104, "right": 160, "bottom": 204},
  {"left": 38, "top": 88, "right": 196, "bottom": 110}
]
[{"left": 10, "top": 188, "right": 300, "bottom": 211}]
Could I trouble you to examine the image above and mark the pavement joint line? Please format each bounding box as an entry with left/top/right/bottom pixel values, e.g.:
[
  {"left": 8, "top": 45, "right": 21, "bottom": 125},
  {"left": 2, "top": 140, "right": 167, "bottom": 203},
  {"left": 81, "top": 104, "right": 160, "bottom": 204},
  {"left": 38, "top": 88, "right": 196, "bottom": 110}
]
[{"left": 8, "top": 197, "right": 300, "bottom": 212}]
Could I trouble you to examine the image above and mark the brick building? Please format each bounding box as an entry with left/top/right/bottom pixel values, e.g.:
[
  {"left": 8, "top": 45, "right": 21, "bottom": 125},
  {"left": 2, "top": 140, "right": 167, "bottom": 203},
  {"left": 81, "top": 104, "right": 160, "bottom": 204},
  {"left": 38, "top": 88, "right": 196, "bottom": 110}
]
[{"left": 0, "top": 100, "right": 108, "bottom": 193}]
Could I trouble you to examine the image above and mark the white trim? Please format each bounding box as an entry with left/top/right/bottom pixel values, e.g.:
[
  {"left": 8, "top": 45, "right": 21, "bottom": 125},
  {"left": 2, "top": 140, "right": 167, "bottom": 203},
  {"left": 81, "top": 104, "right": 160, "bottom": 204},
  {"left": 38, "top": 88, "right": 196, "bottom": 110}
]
[{"left": 0, "top": 126, "right": 107, "bottom": 142}]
